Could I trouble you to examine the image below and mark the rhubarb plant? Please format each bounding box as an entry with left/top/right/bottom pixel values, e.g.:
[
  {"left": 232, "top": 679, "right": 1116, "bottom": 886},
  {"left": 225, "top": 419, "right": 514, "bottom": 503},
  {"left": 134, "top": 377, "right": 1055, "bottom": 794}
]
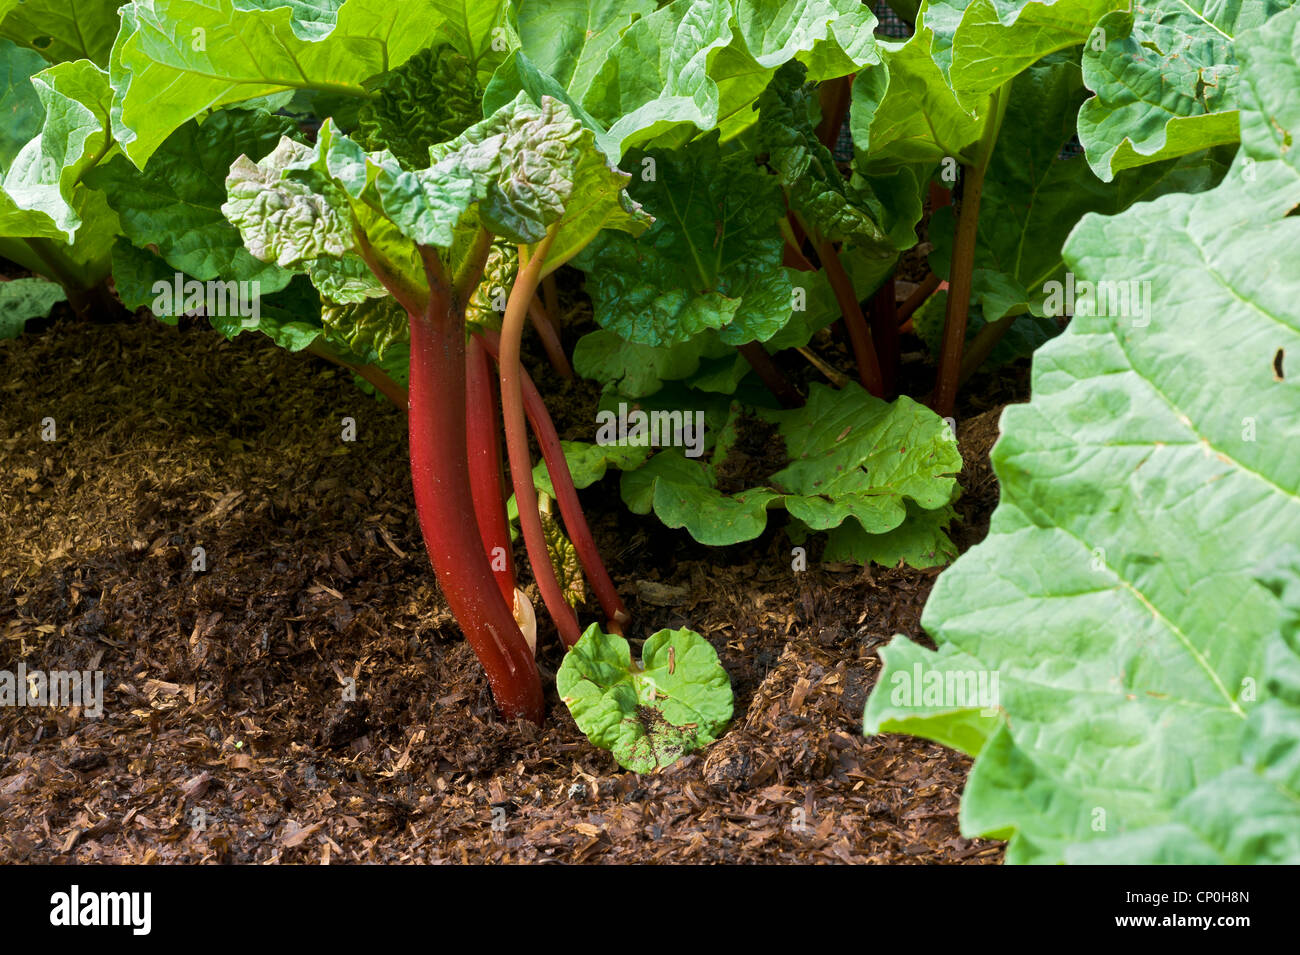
[
  {"left": 222, "top": 92, "right": 659, "bottom": 723},
  {"left": 864, "top": 5, "right": 1300, "bottom": 862}
]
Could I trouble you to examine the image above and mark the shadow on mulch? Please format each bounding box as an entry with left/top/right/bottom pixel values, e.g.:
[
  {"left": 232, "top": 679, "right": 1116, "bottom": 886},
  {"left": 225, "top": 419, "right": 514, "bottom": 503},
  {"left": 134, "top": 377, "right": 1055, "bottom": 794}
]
[{"left": 0, "top": 314, "right": 1009, "bottom": 864}]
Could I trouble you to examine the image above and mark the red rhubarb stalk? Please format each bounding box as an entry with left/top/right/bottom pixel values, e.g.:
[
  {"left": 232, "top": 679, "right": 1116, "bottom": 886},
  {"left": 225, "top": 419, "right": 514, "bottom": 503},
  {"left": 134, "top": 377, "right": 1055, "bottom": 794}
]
[
  {"left": 407, "top": 282, "right": 543, "bottom": 722},
  {"left": 477, "top": 328, "right": 630, "bottom": 635},
  {"left": 818, "top": 238, "right": 884, "bottom": 398},
  {"left": 498, "top": 235, "right": 583, "bottom": 646},
  {"left": 358, "top": 233, "right": 541, "bottom": 722},
  {"left": 933, "top": 88, "right": 1008, "bottom": 417},
  {"left": 465, "top": 333, "right": 516, "bottom": 606},
  {"left": 869, "top": 277, "right": 900, "bottom": 398},
  {"left": 527, "top": 295, "right": 574, "bottom": 379}
]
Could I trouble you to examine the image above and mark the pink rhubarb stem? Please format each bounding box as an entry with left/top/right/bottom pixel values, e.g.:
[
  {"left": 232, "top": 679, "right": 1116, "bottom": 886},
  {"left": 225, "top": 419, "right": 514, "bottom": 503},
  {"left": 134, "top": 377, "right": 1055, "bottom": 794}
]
[
  {"left": 477, "top": 328, "right": 630, "bottom": 635},
  {"left": 499, "top": 234, "right": 583, "bottom": 646},
  {"left": 466, "top": 334, "right": 516, "bottom": 606},
  {"left": 528, "top": 295, "right": 574, "bottom": 379}
]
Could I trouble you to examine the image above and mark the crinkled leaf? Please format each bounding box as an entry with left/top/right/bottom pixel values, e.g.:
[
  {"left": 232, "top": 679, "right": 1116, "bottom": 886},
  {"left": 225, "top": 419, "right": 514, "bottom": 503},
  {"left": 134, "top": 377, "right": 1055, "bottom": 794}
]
[
  {"left": 87, "top": 109, "right": 296, "bottom": 289},
  {"left": 223, "top": 136, "right": 354, "bottom": 270},
  {"left": 353, "top": 45, "right": 482, "bottom": 169},
  {"left": 576, "top": 132, "right": 791, "bottom": 346},
  {"left": 865, "top": 8, "right": 1300, "bottom": 864},
  {"left": 320, "top": 294, "right": 407, "bottom": 365},
  {"left": 557, "top": 624, "right": 733, "bottom": 773},
  {"left": 758, "top": 61, "right": 891, "bottom": 252},
  {"left": 429, "top": 92, "right": 651, "bottom": 265},
  {"left": 1078, "top": 1, "right": 1297, "bottom": 181}
]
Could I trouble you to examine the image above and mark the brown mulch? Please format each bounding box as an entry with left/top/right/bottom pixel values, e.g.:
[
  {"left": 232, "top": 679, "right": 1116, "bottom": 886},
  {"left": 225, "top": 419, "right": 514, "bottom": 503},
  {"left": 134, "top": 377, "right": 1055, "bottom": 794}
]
[{"left": 0, "top": 313, "right": 1009, "bottom": 864}]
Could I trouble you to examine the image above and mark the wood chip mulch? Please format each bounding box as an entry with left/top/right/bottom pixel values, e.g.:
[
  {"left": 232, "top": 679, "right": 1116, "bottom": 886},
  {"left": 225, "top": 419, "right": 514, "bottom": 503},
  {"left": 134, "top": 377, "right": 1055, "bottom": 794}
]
[{"left": 1, "top": 314, "right": 1008, "bottom": 864}]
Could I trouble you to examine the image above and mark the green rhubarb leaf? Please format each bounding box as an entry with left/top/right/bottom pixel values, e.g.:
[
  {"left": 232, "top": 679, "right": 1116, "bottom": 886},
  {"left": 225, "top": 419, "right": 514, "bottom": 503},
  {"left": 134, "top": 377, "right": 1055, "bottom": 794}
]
[
  {"left": 865, "top": 6, "right": 1300, "bottom": 864},
  {"left": 509, "top": 0, "right": 658, "bottom": 107},
  {"left": 1078, "top": 1, "right": 1298, "bottom": 182},
  {"left": 0, "top": 0, "right": 124, "bottom": 66},
  {"left": 108, "top": 0, "right": 447, "bottom": 168},
  {"left": 1068, "top": 549, "right": 1300, "bottom": 863},
  {"left": 87, "top": 109, "right": 297, "bottom": 289},
  {"left": 927, "top": 53, "right": 1230, "bottom": 325},
  {"left": 109, "top": 236, "right": 172, "bottom": 311},
  {"left": 223, "top": 136, "right": 355, "bottom": 270},
  {"left": 0, "top": 40, "right": 44, "bottom": 168},
  {"left": 758, "top": 61, "right": 892, "bottom": 253},
  {"left": 821, "top": 502, "right": 960, "bottom": 569},
  {"left": 850, "top": 27, "right": 984, "bottom": 170},
  {"left": 557, "top": 624, "right": 733, "bottom": 773},
  {"left": 427, "top": 91, "right": 652, "bottom": 268},
  {"left": 621, "top": 383, "right": 962, "bottom": 559},
  {"left": 320, "top": 294, "right": 407, "bottom": 365},
  {"left": 425, "top": 0, "right": 513, "bottom": 78},
  {"left": 1, "top": 58, "right": 117, "bottom": 242},
  {"left": 731, "top": 0, "right": 881, "bottom": 80},
  {"left": 573, "top": 327, "right": 735, "bottom": 398},
  {"left": 353, "top": 45, "right": 483, "bottom": 169},
  {"left": 940, "top": 0, "right": 1124, "bottom": 108},
  {"left": 576, "top": 132, "right": 791, "bottom": 346},
  {"left": 0, "top": 275, "right": 64, "bottom": 337}
]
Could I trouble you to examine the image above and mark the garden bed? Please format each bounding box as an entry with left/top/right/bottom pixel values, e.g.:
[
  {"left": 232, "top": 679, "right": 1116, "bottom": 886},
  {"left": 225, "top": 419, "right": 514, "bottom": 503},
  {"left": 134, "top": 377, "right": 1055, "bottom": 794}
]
[{"left": 0, "top": 312, "right": 1013, "bottom": 864}]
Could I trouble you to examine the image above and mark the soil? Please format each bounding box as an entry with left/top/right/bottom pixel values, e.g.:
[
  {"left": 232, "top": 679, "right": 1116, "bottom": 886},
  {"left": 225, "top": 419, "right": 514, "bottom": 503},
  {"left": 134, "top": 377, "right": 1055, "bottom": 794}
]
[{"left": 0, "top": 307, "right": 1017, "bottom": 864}]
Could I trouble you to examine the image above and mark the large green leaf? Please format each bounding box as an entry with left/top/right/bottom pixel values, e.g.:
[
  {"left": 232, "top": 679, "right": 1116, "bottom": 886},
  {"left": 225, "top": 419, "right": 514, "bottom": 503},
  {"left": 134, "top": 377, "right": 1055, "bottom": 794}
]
[
  {"left": 1077, "top": 0, "right": 1298, "bottom": 181},
  {"left": 579, "top": 0, "right": 879, "bottom": 156},
  {"left": 1069, "top": 552, "right": 1300, "bottom": 863},
  {"left": 850, "top": 26, "right": 985, "bottom": 170},
  {"left": 0, "top": 0, "right": 124, "bottom": 66},
  {"left": 622, "top": 383, "right": 962, "bottom": 561},
  {"left": 1, "top": 58, "right": 117, "bottom": 241},
  {"left": 864, "top": 7, "right": 1300, "bottom": 864},
  {"left": 509, "top": 0, "right": 657, "bottom": 106},
  {"left": 87, "top": 109, "right": 296, "bottom": 288},
  {"left": 927, "top": 52, "right": 1230, "bottom": 323},
  {"left": 938, "top": 0, "right": 1123, "bottom": 108},
  {"left": 576, "top": 132, "right": 791, "bottom": 346},
  {"left": 108, "top": 0, "right": 445, "bottom": 168}
]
